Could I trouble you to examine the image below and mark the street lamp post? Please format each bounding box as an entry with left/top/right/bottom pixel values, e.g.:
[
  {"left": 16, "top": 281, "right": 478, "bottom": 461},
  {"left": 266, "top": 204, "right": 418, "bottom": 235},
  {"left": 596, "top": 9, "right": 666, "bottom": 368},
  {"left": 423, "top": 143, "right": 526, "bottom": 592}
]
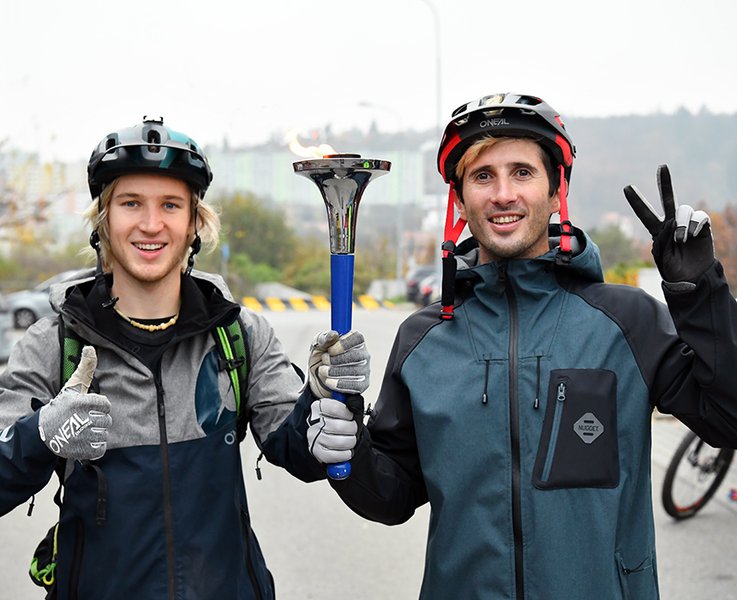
[
  {"left": 417, "top": 0, "right": 445, "bottom": 279},
  {"left": 418, "top": 0, "right": 442, "bottom": 137}
]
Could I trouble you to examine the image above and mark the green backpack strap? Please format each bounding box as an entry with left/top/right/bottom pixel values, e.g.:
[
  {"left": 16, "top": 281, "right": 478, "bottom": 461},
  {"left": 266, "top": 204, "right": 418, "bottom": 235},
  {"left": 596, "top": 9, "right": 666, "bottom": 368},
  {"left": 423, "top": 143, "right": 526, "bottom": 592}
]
[
  {"left": 59, "top": 318, "right": 84, "bottom": 388},
  {"left": 32, "top": 318, "right": 84, "bottom": 594},
  {"left": 213, "top": 317, "right": 250, "bottom": 441},
  {"left": 29, "top": 522, "right": 60, "bottom": 593}
]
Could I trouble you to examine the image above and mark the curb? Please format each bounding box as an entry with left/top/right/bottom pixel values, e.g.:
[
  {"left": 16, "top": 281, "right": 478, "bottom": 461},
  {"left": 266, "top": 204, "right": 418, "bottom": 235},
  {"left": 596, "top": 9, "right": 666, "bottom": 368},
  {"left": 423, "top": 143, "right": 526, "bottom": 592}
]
[{"left": 241, "top": 295, "right": 397, "bottom": 312}]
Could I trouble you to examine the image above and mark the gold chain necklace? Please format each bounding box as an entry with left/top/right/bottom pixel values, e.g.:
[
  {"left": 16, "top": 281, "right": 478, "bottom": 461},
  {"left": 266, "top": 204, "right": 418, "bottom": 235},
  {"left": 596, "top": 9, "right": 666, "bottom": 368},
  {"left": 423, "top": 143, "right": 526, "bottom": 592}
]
[{"left": 113, "top": 305, "right": 179, "bottom": 332}]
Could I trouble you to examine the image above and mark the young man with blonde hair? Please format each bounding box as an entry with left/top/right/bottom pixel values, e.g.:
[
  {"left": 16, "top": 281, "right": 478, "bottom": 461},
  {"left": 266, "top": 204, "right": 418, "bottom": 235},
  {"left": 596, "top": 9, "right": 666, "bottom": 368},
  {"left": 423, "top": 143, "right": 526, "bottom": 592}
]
[{"left": 0, "top": 117, "right": 369, "bottom": 599}]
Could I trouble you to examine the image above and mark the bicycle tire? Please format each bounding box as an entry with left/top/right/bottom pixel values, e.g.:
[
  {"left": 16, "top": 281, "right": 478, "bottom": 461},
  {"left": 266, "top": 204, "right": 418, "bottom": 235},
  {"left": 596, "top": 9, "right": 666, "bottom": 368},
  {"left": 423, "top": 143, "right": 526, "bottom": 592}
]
[{"left": 661, "top": 430, "right": 734, "bottom": 520}]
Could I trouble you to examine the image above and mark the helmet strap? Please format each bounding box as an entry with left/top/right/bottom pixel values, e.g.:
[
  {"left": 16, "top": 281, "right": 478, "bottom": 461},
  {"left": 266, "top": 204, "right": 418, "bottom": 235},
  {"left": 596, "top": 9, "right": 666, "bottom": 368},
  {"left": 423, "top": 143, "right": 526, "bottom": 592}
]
[
  {"left": 89, "top": 229, "right": 101, "bottom": 253},
  {"left": 443, "top": 182, "right": 467, "bottom": 247},
  {"left": 185, "top": 234, "right": 201, "bottom": 277},
  {"left": 185, "top": 200, "right": 202, "bottom": 277},
  {"left": 556, "top": 165, "right": 574, "bottom": 262},
  {"left": 89, "top": 229, "right": 105, "bottom": 280},
  {"left": 440, "top": 183, "right": 467, "bottom": 321},
  {"left": 88, "top": 229, "right": 119, "bottom": 308}
]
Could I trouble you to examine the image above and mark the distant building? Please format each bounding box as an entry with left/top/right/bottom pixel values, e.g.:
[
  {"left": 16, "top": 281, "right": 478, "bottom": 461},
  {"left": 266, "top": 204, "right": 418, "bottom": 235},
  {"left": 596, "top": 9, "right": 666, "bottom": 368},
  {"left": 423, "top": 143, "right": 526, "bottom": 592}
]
[{"left": 206, "top": 147, "right": 427, "bottom": 209}]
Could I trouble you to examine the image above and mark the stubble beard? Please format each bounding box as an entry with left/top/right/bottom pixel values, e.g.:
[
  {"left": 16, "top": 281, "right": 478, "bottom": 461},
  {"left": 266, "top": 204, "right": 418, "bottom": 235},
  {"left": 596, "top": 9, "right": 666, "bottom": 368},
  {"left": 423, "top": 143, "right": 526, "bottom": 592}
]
[
  {"left": 110, "top": 242, "right": 188, "bottom": 287},
  {"left": 475, "top": 219, "right": 550, "bottom": 263}
]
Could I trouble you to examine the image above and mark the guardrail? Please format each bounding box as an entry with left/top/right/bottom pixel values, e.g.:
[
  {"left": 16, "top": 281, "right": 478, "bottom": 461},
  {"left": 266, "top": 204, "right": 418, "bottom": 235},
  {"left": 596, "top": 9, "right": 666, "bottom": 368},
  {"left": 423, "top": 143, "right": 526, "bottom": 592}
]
[{"left": 241, "top": 295, "right": 397, "bottom": 312}]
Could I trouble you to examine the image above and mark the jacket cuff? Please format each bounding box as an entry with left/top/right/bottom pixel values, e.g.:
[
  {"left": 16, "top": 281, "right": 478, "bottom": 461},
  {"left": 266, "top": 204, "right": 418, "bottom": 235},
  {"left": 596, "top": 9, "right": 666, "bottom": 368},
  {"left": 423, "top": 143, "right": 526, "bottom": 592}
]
[{"left": 14, "top": 410, "right": 56, "bottom": 461}]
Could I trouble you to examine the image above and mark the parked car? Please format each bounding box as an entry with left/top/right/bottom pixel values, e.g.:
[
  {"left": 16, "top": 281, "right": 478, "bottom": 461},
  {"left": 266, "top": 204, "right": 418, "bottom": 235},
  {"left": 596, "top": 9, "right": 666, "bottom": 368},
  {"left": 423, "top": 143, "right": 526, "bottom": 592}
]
[
  {"left": 418, "top": 273, "right": 441, "bottom": 306},
  {"left": 0, "top": 292, "right": 14, "bottom": 362},
  {"left": 7, "top": 269, "right": 85, "bottom": 329},
  {"left": 405, "top": 265, "right": 436, "bottom": 304}
]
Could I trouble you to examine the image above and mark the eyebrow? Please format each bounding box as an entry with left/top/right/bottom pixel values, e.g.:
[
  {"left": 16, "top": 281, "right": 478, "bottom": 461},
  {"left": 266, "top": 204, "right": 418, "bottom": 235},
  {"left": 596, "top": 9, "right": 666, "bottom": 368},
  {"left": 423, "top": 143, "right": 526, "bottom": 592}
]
[
  {"left": 112, "top": 191, "right": 187, "bottom": 201},
  {"left": 467, "top": 160, "right": 538, "bottom": 179}
]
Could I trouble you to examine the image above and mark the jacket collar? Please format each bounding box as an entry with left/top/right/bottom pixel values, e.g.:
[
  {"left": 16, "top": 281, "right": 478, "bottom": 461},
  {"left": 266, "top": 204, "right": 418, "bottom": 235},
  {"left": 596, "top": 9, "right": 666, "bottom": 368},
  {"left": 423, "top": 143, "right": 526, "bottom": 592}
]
[
  {"left": 454, "top": 224, "right": 605, "bottom": 286},
  {"left": 57, "top": 270, "right": 240, "bottom": 341}
]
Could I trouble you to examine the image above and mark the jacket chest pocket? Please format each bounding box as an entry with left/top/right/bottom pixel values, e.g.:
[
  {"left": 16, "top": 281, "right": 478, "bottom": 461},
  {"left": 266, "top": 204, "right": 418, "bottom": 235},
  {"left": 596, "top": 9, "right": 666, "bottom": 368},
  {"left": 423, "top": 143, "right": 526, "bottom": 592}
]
[{"left": 533, "top": 369, "right": 619, "bottom": 489}]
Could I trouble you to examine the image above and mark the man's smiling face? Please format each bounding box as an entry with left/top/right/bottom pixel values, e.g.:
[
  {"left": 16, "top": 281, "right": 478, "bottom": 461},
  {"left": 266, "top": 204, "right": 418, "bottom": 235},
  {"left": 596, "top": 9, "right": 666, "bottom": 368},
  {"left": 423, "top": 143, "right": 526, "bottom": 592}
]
[
  {"left": 455, "top": 137, "right": 560, "bottom": 264},
  {"left": 106, "top": 173, "right": 194, "bottom": 288}
]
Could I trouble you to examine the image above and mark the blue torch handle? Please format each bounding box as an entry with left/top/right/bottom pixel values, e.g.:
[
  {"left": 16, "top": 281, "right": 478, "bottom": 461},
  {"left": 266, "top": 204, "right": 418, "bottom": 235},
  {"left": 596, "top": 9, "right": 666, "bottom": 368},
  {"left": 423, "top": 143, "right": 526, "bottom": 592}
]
[{"left": 327, "top": 253, "right": 354, "bottom": 480}]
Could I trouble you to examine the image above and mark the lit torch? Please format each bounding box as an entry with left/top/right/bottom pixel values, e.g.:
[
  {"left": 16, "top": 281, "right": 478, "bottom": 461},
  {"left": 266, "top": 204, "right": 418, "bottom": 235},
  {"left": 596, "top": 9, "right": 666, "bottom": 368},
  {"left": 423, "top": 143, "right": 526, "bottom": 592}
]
[{"left": 293, "top": 149, "right": 390, "bottom": 480}]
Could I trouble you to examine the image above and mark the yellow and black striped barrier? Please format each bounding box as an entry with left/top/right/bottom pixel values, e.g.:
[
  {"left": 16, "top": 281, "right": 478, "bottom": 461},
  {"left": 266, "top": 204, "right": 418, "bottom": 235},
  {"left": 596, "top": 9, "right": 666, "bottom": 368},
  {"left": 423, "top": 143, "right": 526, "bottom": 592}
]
[{"left": 241, "top": 295, "right": 396, "bottom": 312}]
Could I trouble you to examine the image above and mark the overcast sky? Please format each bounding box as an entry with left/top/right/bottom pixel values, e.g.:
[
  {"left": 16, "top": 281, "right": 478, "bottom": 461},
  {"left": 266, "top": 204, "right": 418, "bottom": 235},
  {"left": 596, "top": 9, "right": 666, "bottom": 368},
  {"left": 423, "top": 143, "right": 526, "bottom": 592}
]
[{"left": 2, "top": 0, "right": 736, "bottom": 162}]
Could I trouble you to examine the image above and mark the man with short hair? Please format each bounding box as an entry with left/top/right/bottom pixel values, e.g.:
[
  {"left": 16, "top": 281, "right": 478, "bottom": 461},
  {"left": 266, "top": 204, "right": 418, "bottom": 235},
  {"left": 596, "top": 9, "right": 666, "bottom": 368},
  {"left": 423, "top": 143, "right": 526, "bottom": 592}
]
[{"left": 308, "top": 93, "right": 737, "bottom": 599}]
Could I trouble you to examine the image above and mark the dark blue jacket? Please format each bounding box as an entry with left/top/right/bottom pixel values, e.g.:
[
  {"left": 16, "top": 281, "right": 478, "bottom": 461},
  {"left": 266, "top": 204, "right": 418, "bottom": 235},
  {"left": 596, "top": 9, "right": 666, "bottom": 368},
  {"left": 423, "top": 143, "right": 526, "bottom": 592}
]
[{"left": 0, "top": 271, "right": 323, "bottom": 599}]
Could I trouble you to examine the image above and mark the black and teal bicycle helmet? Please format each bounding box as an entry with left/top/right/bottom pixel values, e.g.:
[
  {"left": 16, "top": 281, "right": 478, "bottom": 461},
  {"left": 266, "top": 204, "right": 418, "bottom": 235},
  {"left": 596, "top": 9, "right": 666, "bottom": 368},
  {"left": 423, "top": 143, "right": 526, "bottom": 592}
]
[{"left": 87, "top": 116, "right": 213, "bottom": 200}]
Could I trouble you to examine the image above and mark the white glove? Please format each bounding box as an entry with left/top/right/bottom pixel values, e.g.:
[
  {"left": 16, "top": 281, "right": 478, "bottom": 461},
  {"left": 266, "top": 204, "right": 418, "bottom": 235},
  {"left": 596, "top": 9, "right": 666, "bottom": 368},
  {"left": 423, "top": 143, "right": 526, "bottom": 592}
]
[
  {"left": 38, "top": 346, "right": 111, "bottom": 461},
  {"left": 306, "top": 398, "right": 358, "bottom": 464},
  {"left": 308, "top": 330, "right": 370, "bottom": 398}
]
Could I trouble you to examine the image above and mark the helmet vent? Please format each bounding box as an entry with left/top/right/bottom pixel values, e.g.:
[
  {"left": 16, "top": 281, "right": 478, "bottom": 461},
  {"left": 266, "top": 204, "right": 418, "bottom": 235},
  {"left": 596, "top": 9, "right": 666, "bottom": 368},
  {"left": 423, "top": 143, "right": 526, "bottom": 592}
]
[
  {"left": 453, "top": 116, "right": 469, "bottom": 126},
  {"left": 147, "top": 129, "right": 162, "bottom": 153},
  {"left": 451, "top": 103, "right": 470, "bottom": 118},
  {"left": 482, "top": 109, "right": 504, "bottom": 117},
  {"left": 518, "top": 95, "right": 542, "bottom": 106},
  {"left": 479, "top": 94, "right": 506, "bottom": 107},
  {"left": 105, "top": 137, "right": 116, "bottom": 151}
]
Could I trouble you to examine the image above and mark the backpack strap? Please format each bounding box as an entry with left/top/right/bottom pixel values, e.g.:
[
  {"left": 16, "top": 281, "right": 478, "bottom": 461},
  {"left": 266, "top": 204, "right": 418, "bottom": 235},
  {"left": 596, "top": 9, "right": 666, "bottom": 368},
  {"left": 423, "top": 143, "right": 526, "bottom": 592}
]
[
  {"left": 213, "top": 316, "right": 250, "bottom": 441},
  {"left": 58, "top": 318, "right": 84, "bottom": 389},
  {"left": 30, "top": 320, "right": 87, "bottom": 594},
  {"left": 55, "top": 320, "right": 108, "bottom": 524}
]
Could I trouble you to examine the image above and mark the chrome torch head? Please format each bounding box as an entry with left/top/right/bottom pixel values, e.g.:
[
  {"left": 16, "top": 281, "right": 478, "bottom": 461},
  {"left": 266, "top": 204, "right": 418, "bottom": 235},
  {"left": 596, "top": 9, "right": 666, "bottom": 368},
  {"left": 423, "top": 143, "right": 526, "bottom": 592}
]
[{"left": 293, "top": 154, "right": 391, "bottom": 254}]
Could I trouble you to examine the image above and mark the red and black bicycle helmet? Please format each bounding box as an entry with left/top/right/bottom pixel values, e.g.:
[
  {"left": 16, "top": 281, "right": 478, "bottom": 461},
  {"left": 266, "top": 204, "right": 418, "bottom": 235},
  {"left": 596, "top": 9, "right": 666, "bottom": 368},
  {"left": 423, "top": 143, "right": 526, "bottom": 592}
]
[
  {"left": 437, "top": 92, "right": 575, "bottom": 186},
  {"left": 435, "top": 93, "right": 577, "bottom": 320},
  {"left": 87, "top": 116, "right": 213, "bottom": 200}
]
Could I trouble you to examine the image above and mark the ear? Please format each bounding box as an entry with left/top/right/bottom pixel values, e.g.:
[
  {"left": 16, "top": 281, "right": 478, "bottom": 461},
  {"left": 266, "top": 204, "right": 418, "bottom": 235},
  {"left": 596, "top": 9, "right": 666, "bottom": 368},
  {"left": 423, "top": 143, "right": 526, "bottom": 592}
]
[
  {"left": 453, "top": 186, "right": 467, "bottom": 220},
  {"left": 550, "top": 188, "right": 561, "bottom": 216}
]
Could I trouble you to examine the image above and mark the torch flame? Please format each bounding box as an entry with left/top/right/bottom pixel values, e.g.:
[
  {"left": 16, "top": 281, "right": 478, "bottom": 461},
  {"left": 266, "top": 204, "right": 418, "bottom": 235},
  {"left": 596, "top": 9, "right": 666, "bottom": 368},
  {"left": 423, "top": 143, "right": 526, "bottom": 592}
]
[{"left": 287, "top": 129, "right": 337, "bottom": 158}]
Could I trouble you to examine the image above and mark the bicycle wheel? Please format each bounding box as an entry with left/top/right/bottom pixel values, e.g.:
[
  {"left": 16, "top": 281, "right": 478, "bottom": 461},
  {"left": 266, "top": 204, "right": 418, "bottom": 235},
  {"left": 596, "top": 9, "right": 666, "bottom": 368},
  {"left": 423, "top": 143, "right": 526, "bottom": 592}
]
[{"left": 661, "top": 430, "right": 735, "bottom": 520}]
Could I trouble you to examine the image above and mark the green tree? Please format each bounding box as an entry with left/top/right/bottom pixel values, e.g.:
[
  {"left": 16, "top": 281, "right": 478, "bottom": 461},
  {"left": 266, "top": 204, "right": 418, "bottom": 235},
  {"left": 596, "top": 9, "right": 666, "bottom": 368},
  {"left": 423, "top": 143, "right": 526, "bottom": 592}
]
[
  {"left": 711, "top": 204, "right": 737, "bottom": 287},
  {"left": 0, "top": 238, "right": 93, "bottom": 292},
  {"left": 604, "top": 263, "right": 646, "bottom": 286},
  {"left": 281, "top": 237, "right": 331, "bottom": 295},
  {"left": 211, "top": 191, "right": 300, "bottom": 297},
  {"left": 588, "top": 225, "right": 645, "bottom": 272},
  {"left": 354, "top": 235, "right": 396, "bottom": 292},
  {"left": 217, "top": 192, "right": 296, "bottom": 271},
  {"left": 228, "top": 253, "right": 283, "bottom": 296}
]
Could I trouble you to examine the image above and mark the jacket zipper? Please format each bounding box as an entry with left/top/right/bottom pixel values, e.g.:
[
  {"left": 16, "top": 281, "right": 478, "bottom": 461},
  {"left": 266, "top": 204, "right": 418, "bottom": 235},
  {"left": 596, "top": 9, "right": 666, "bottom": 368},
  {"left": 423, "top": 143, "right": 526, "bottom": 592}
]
[
  {"left": 501, "top": 263, "right": 525, "bottom": 600},
  {"left": 541, "top": 381, "right": 566, "bottom": 482},
  {"left": 61, "top": 301, "right": 240, "bottom": 600},
  {"left": 482, "top": 359, "right": 491, "bottom": 404},
  {"left": 242, "top": 510, "right": 265, "bottom": 600},
  {"left": 155, "top": 372, "right": 177, "bottom": 600},
  {"left": 534, "top": 355, "right": 542, "bottom": 410}
]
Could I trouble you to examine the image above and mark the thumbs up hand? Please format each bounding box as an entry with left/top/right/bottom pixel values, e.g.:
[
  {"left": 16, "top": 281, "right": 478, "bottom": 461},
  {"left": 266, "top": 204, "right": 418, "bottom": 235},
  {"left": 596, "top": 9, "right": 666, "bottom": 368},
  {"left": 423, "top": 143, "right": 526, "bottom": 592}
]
[{"left": 39, "top": 346, "right": 112, "bottom": 461}]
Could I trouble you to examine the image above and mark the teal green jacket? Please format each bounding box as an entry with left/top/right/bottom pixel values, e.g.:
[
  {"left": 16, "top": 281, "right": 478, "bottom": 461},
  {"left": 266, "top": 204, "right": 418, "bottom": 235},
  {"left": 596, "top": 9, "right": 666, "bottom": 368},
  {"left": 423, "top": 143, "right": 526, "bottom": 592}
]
[{"left": 334, "top": 228, "right": 737, "bottom": 600}]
